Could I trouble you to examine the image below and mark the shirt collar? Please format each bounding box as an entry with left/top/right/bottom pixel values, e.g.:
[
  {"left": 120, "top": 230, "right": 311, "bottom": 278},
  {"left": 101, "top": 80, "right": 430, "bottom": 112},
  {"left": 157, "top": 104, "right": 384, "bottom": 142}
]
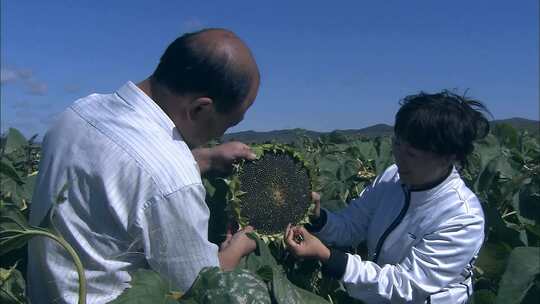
[{"left": 115, "top": 81, "right": 179, "bottom": 137}]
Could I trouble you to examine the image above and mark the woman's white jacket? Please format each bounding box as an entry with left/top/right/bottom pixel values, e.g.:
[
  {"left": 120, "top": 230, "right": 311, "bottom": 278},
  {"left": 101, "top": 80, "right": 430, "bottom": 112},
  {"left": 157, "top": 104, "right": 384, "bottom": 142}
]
[{"left": 315, "top": 165, "right": 485, "bottom": 304}]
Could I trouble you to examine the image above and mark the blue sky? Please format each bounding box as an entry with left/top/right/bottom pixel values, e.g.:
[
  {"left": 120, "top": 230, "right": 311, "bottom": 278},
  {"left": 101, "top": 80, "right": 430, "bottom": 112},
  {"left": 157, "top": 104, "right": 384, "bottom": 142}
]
[{"left": 1, "top": 0, "right": 538, "bottom": 138}]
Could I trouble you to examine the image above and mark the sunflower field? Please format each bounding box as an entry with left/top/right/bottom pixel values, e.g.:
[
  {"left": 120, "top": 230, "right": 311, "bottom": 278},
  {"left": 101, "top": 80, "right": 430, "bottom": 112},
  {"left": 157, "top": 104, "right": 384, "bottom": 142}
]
[{"left": 1, "top": 124, "right": 539, "bottom": 304}]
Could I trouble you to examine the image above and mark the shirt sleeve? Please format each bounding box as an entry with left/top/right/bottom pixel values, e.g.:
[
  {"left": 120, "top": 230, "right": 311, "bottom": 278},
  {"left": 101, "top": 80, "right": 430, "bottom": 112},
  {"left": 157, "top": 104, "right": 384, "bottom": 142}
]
[
  {"left": 314, "top": 179, "right": 380, "bottom": 248},
  {"left": 341, "top": 213, "right": 484, "bottom": 303},
  {"left": 137, "top": 183, "right": 219, "bottom": 292}
]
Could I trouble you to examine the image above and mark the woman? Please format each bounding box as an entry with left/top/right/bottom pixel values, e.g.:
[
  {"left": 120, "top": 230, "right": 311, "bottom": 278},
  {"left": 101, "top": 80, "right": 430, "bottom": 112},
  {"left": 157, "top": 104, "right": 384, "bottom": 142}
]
[{"left": 285, "top": 91, "right": 490, "bottom": 303}]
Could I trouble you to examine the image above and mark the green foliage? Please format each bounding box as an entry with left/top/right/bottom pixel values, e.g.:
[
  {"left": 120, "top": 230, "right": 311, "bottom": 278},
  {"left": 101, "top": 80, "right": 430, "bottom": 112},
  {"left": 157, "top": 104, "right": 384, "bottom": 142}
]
[
  {"left": 0, "top": 204, "right": 88, "bottom": 304},
  {"left": 0, "top": 130, "right": 86, "bottom": 304},
  {"left": 461, "top": 125, "right": 540, "bottom": 302},
  {"left": 303, "top": 138, "right": 377, "bottom": 203},
  {"left": 0, "top": 206, "right": 34, "bottom": 256},
  {"left": 109, "top": 269, "right": 181, "bottom": 304},
  {"left": 1, "top": 128, "right": 40, "bottom": 210},
  {"left": 203, "top": 177, "right": 232, "bottom": 246},
  {"left": 0, "top": 264, "right": 26, "bottom": 304},
  {"left": 472, "top": 289, "right": 497, "bottom": 304},
  {"left": 1, "top": 125, "right": 539, "bottom": 303},
  {"left": 237, "top": 235, "right": 330, "bottom": 304},
  {"left": 475, "top": 242, "right": 512, "bottom": 283},
  {"left": 0, "top": 130, "right": 39, "bottom": 303},
  {"left": 2, "top": 129, "right": 28, "bottom": 155},
  {"left": 495, "top": 247, "right": 540, "bottom": 304}
]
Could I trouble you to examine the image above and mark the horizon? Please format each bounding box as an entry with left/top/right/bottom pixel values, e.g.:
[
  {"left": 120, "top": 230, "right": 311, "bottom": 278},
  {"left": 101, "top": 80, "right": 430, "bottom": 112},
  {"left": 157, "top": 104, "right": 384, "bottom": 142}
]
[
  {"left": 225, "top": 116, "right": 539, "bottom": 135},
  {"left": 1, "top": 1, "right": 539, "bottom": 138},
  {"left": 4, "top": 117, "right": 536, "bottom": 138}
]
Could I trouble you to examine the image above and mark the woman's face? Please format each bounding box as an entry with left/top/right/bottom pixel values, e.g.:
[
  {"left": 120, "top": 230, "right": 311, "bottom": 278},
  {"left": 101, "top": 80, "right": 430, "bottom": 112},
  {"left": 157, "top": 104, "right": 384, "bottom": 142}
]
[{"left": 392, "top": 136, "right": 453, "bottom": 188}]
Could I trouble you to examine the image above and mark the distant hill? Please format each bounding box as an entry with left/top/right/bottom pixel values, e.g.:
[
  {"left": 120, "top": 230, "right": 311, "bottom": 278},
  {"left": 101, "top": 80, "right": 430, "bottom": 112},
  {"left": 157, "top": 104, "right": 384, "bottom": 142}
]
[
  {"left": 490, "top": 117, "right": 539, "bottom": 134},
  {"left": 222, "top": 129, "right": 323, "bottom": 144},
  {"left": 222, "top": 118, "right": 538, "bottom": 144},
  {"left": 222, "top": 123, "right": 394, "bottom": 143}
]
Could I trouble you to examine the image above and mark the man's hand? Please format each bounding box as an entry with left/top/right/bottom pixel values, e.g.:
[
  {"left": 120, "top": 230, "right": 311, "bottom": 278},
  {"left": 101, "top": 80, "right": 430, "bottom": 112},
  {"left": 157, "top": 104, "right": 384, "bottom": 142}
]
[
  {"left": 218, "top": 226, "right": 257, "bottom": 271},
  {"left": 192, "top": 142, "right": 256, "bottom": 176},
  {"left": 285, "top": 224, "right": 330, "bottom": 261}
]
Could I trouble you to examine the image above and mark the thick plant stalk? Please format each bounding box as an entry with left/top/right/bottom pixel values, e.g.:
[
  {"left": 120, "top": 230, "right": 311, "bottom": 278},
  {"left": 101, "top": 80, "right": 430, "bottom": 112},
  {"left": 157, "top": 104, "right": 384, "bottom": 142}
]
[{"left": 5, "top": 229, "right": 87, "bottom": 304}]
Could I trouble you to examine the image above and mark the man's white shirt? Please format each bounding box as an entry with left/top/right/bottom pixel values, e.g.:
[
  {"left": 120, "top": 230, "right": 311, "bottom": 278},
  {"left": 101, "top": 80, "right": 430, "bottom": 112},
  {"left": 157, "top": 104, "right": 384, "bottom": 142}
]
[{"left": 28, "top": 82, "right": 219, "bottom": 304}]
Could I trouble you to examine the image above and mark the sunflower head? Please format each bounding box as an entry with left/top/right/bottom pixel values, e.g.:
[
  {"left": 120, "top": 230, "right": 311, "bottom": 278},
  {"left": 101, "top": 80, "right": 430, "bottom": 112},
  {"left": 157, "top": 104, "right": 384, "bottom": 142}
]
[{"left": 227, "top": 144, "right": 315, "bottom": 239}]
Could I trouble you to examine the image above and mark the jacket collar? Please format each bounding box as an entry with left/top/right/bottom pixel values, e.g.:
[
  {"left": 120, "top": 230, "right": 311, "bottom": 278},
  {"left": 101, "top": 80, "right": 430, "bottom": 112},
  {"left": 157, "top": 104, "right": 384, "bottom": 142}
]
[
  {"left": 409, "top": 166, "right": 453, "bottom": 192},
  {"left": 406, "top": 166, "right": 460, "bottom": 205}
]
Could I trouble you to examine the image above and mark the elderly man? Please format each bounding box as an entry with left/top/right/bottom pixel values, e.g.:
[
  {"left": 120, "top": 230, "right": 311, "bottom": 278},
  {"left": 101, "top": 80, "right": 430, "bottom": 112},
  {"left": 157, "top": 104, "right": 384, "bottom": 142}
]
[{"left": 28, "top": 28, "right": 260, "bottom": 304}]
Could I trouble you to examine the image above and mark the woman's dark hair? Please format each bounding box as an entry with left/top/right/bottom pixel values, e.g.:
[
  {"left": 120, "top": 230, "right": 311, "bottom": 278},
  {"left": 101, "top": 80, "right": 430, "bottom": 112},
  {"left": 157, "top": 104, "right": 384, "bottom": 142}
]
[
  {"left": 394, "top": 90, "right": 491, "bottom": 167},
  {"left": 152, "top": 29, "right": 255, "bottom": 113}
]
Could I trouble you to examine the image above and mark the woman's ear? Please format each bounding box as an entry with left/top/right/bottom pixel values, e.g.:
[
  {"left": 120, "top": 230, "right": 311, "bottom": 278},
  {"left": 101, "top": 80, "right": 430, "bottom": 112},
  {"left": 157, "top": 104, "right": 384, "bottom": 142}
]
[{"left": 188, "top": 97, "right": 214, "bottom": 121}]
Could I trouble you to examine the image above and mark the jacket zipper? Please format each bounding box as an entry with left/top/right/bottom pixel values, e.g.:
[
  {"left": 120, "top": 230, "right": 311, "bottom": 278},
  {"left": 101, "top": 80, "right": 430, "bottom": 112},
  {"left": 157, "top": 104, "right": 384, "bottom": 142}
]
[{"left": 373, "top": 185, "right": 411, "bottom": 264}]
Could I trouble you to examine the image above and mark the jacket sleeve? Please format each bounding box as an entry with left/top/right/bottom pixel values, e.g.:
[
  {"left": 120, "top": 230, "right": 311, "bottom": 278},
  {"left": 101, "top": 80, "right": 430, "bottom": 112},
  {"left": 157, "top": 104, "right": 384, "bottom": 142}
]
[
  {"left": 137, "top": 184, "right": 220, "bottom": 292},
  {"left": 341, "top": 213, "right": 484, "bottom": 303},
  {"left": 313, "top": 177, "right": 382, "bottom": 248}
]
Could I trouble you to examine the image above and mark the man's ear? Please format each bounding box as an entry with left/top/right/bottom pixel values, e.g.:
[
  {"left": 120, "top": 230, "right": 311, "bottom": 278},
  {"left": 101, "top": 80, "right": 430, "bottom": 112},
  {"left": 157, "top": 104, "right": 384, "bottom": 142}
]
[
  {"left": 443, "top": 154, "right": 456, "bottom": 166},
  {"left": 188, "top": 97, "right": 214, "bottom": 121}
]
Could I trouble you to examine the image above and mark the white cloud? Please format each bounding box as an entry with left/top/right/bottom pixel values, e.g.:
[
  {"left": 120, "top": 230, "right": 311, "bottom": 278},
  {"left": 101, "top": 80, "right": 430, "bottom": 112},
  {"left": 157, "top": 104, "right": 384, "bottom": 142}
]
[
  {"left": 17, "top": 69, "right": 33, "bottom": 80},
  {"left": 1, "top": 68, "right": 19, "bottom": 83},
  {"left": 1, "top": 66, "right": 48, "bottom": 96},
  {"left": 0, "top": 67, "right": 33, "bottom": 84},
  {"left": 26, "top": 81, "right": 48, "bottom": 95}
]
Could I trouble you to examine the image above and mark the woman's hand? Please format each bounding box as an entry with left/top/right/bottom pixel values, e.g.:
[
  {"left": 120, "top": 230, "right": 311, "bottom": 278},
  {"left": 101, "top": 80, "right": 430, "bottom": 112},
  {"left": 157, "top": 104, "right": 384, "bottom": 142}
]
[
  {"left": 285, "top": 224, "right": 330, "bottom": 261},
  {"left": 193, "top": 142, "right": 256, "bottom": 176}
]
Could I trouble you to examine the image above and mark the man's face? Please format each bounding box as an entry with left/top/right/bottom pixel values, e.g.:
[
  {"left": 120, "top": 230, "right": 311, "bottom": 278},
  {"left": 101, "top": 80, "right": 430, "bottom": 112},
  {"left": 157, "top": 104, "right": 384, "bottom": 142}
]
[
  {"left": 198, "top": 99, "right": 252, "bottom": 145},
  {"left": 188, "top": 79, "right": 259, "bottom": 147},
  {"left": 391, "top": 136, "right": 451, "bottom": 188}
]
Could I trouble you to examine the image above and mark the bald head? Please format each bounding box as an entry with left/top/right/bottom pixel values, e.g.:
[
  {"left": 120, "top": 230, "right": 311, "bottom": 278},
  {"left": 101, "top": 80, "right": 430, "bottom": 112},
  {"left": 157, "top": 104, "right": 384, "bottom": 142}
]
[
  {"left": 188, "top": 29, "right": 258, "bottom": 72},
  {"left": 152, "top": 28, "right": 259, "bottom": 113}
]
